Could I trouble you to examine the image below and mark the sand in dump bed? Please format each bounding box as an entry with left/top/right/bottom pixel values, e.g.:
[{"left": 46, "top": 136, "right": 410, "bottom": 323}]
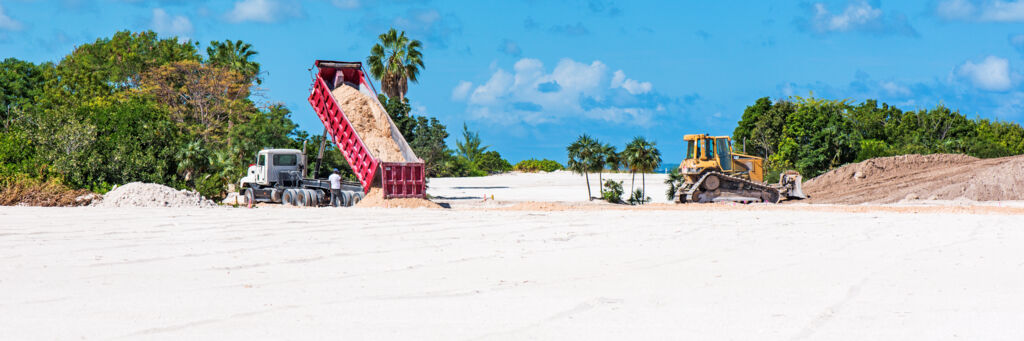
[
  {"left": 802, "top": 154, "right": 1024, "bottom": 204},
  {"left": 355, "top": 188, "right": 441, "bottom": 208},
  {"left": 94, "top": 182, "right": 216, "bottom": 208},
  {"left": 331, "top": 85, "right": 405, "bottom": 162}
]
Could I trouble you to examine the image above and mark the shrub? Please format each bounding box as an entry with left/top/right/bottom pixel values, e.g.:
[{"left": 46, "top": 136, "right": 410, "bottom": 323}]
[
  {"left": 0, "top": 174, "right": 96, "bottom": 206},
  {"left": 627, "top": 189, "right": 650, "bottom": 205},
  {"left": 474, "top": 150, "right": 512, "bottom": 174},
  {"left": 602, "top": 179, "right": 623, "bottom": 203},
  {"left": 513, "top": 158, "right": 564, "bottom": 172}
]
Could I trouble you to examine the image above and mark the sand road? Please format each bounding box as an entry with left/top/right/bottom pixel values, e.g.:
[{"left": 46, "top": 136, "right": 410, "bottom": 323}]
[{"left": 2, "top": 206, "right": 1023, "bottom": 340}]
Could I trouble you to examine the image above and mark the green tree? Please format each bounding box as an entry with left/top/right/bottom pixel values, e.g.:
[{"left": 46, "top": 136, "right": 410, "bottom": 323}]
[
  {"left": 632, "top": 138, "right": 661, "bottom": 201},
  {"left": 206, "top": 39, "right": 261, "bottom": 84},
  {"left": 456, "top": 123, "right": 489, "bottom": 163},
  {"left": 367, "top": 28, "right": 424, "bottom": 102},
  {"left": 474, "top": 151, "right": 512, "bottom": 173},
  {"left": 567, "top": 134, "right": 601, "bottom": 200},
  {"left": 664, "top": 167, "right": 684, "bottom": 201}
]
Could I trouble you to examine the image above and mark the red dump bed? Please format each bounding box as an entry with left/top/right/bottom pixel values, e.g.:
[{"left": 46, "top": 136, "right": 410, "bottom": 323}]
[{"left": 307, "top": 60, "right": 426, "bottom": 199}]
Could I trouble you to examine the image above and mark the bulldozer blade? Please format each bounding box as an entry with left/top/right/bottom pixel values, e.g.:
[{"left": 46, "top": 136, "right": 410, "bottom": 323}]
[{"left": 786, "top": 174, "right": 807, "bottom": 199}]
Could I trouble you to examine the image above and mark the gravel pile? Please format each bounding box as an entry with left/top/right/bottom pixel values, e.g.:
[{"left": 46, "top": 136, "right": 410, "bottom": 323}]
[{"left": 94, "top": 182, "right": 216, "bottom": 208}]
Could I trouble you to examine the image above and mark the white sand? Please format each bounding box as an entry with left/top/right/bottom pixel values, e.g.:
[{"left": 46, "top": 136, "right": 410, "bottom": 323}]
[
  {"left": 429, "top": 171, "right": 672, "bottom": 204},
  {"left": 3, "top": 203, "right": 1024, "bottom": 339}
]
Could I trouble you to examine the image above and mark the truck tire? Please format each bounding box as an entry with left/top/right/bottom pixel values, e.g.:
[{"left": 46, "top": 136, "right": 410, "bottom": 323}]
[
  {"left": 296, "top": 190, "right": 308, "bottom": 207},
  {"left": 282, "top": 189, "right": 295, "bottom": 206},
  {"left": 351, "top": 192, "right": 364, "bottom": 206},
  {"left": 244, "top": 188, "right": 255, "bottom": 208},
  {"left": 340, "top": 191, "right": 352, "bottom": 207}
]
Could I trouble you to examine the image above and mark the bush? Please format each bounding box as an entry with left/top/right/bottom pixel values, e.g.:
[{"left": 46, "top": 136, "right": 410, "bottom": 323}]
[
  {"left": 474, "top": 150, "right": 512, "bottom": 174},
  {"left": 627, "top": 189, "right": 650, "bottom": 205},
  {"left": 513, "top": 159, "right": 563, "bottom": 172},
  {"left": 602, "top": 179, "right": 623, "bottom": 203}
]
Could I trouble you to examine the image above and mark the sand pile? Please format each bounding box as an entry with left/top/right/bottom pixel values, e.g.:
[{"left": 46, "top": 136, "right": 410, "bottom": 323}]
[
  {"left": 331, "top": 85, "right": 405, "bottom": 162},
  {"left": 94, "top": 182, "right": 216, "bottom": 208},
  {"left": 355, "top": 188, "right": 441, "bottom": 208},
  {"left": 802, "top": 154, "right": 1024, "bottom": 204}
]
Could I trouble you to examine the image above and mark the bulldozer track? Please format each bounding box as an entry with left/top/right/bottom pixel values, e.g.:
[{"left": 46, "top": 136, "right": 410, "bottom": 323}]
[{"left": 677, "top": 171, "right": 780, "bottom": 204}]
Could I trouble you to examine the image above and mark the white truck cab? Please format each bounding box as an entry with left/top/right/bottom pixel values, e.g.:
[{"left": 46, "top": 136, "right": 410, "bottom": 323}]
[{"left": 239, "top": 149, "right": 306, "bottom": 188}]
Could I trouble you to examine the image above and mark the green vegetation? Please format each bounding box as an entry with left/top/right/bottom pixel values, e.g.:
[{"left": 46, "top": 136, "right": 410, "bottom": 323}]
[
  {"left": 664, "top": 168, "right": 684, "bottom": 201},
  {"left": 566, "top": 134, "right": 660, "bottom": 204},
  {"left": 602, "top": 179, "right": 624, "bottom": 204},
  {"left": 1, "top": 28, "right": 509, "bottom": 204},
  {"left": 622, "top": 136, "right": 661, "bottom": 201},
  {"left": 733, "top": 95, "right": 1024, "bottom": 179},
  {"left": 567, "top": 134, "right": 602, "bottom": 200},
  {"left": 367, "top": 28, "right": 424, "bottom": 102},
  {"left": 513, "top": 159, "right": 564, "bottom": 172}
]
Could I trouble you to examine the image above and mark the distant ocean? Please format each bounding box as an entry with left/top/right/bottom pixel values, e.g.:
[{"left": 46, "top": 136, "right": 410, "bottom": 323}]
[{"left": 657, "top": 163, "right": 680, "bottom": 174}]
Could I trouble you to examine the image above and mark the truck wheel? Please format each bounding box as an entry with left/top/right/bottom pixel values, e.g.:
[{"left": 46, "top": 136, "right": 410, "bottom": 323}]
[
  {"left": 282, "top": 189, "right": 294, "bottom": 206},
  {"left": 351, "top": 192, "right": 364, "bottom": 206},
  {"left": 296, "top": 190, "right": 308, "bottom": 207},
  {"left": 303, "top": 190, "right": 315, "bottom": 207},
  {"left": 244, "top": 189, "right": 255, "bottom": 208}
]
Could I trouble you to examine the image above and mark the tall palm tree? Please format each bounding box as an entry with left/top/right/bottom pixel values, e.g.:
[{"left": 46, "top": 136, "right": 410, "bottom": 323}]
[
  {"left": 622, "top": 137, "right": 643, "bottom": 194},
  {"left": 636, "top": 139, "right": 662, "bottom": 200},
  {"left": 597, "top": 143, "right": 618, "bottom": 195},
  {"left": 207, "top": 40, "right": 261, "bottom": 84},
  {"left": 367, "top": 28, "right": 424, "bottom": 102},
  {"left": 567, "top": 134, "right": 600, "bottom": 200}
]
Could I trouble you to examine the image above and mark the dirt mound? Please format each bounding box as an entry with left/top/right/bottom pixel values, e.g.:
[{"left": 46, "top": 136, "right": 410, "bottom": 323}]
[
  {"left": 331, "top": 85, "right": 405, "bottom": 162},
  {"left": 94, "top": 182, "right": 216, "bottom": 208},
  {"left": 355, "top": 188, "right": 441, "bottom": 208},
  {"left": 802, "top": 154, "right": 1024, "bottom": 204},
  {"left": 0, "top": 178, "right": 97, "bottom": 207}
]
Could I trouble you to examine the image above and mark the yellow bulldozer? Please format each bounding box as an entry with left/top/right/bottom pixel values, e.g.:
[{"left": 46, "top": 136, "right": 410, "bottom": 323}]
[{"left": 675, "top": 134, "right": 806, "bottom": 203}]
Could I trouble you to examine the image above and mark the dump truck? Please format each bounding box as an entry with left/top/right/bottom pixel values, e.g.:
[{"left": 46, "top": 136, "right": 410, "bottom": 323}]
[
  {"left": 675, "top": 134, "right": 806, "bottom": 203},
  {"left": 237, "top": 60, "right": 426, "bottom": 207},
  {"left": 238, "top": 148, "right": 365, "bottom": 207}
]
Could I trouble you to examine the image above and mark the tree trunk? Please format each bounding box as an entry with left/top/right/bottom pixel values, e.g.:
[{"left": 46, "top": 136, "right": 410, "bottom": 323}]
[
  {"left": 630, "top": 171, "right": 635, "bottom": 194},
  {"left": 585, "top": 172, "right": 592, "bottom": 201},
  {"left": 642, "top": 172, "right": 646, "bottom": 203},
  {"left": 598, "top": 171, "right": 603, "bottom": 196}
]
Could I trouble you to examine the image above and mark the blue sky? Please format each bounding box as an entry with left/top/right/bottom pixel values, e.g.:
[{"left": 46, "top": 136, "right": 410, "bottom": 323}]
[{"left": 2, "top": 0, "right": 1024, "bottom": 163}]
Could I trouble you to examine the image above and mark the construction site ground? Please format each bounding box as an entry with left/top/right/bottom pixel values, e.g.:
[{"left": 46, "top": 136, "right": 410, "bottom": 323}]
[{"left": 4, "top": 166, "right": 1024, "bottom": 339}]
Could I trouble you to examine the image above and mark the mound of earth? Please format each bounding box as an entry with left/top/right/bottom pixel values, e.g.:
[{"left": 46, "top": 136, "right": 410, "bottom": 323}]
[
  {"left": 355, "top": 188, "right": 441, "bottom": 208},
  {"left": 94, "top": 182, "right": 216, "bottom": 208},
  {"left": 801, "top": 154, "right": 1024, "bottom": 204},
  {"left": 331, "top": 85, "right": 405, "bottom": 162}
]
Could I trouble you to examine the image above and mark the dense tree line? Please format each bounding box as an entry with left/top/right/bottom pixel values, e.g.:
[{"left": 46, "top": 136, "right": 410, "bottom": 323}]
[
  {"left": 733, "top": 95, "right": 1024, "bottom": 179},
  {"left": 1, "top": 29, "right": 508, "bottom": 201}
]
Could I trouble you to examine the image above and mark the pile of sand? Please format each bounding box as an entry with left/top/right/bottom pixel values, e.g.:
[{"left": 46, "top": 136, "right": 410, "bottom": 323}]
[
  {"left": 802, "top": 154, "right": 1024, "bottom": 204},
  {"left": 94, "top": 182, "right": 216, "bottom": 208},
  {"left": 331, "top": 85, "right": 405, "bottom": 162},
  {"left": 355, "top": 188, "right": 441, "bottom": 208}
]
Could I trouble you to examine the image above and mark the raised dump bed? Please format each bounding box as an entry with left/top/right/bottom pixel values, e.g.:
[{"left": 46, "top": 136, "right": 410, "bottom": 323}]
[{"left": 307, "top": 60, "right": 425, "bottom": 199}]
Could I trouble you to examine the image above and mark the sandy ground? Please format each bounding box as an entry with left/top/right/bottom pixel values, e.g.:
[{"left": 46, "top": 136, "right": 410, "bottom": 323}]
[
  {"left": 3, "top": 173, "right": 1024, "bottom": 340},
  {"left": 429, "top": 171, "right": 671, "bottom": 205}
]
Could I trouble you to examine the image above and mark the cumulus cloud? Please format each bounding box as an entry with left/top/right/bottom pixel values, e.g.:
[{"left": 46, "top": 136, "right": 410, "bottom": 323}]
[
  {"left": 0, "top": 4, "right": 23, "bottom": 31},
  {"left": 800, "top": 1, "right": 917, "bottom": 36},
  {"left": 451, "top": 81, "right": 473, "bottom": 101},
  {"left": 453, "top": 58, "right": 668, "bottom": 125},
  {"left": 611, "top": 70, "right": 652, "bottom": 95},
  {"left": 224, "top": 0, "right": 300, "bottom": 23},
  {"left": 936, "top": 0, "right": 1024, "bottom": 21},
  {"left": 151, "top": 8, "right": 192, "bottom": 40},
  {"left": 957, "top": 56, "right": 1014, "bottom": 91}
]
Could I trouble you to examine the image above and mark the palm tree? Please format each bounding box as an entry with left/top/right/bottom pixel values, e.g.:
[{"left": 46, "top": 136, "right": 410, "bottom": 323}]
[
  {"left": 597, "top": 143, "right": 618, "bottom": 195},
  {"left": 664, "top": 167, "right": 684, "bottom": 201},
  {"left": 207, "top": 40, "right": 261, "bottom": 84},
  {"left": 622, "top": 137, "right": 643, "bottom": 194},
  {"left": 176, "top": 140, "right": 208, "bottom": 187},
  {"left": 367, "top": 28, "right": 424, "bottom": 102},
  {"left": 567, "top": 134, "right": 600, "bottom": 200},
  {"left": 636, "top": 139, "right": 662, "bottom": 200}
]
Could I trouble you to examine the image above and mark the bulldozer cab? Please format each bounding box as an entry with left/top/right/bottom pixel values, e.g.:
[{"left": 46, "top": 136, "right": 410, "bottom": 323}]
[{"left": 681, "top": 134, "right": 765, "bottom": 182}]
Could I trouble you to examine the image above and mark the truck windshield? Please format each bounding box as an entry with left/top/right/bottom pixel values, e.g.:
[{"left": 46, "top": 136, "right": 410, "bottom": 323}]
[
  {"left": 685, "top": 140, "right": 695, "bottom": 159},
  {"left": 273, "top": 154, "right": 297, "bottom": 166}
]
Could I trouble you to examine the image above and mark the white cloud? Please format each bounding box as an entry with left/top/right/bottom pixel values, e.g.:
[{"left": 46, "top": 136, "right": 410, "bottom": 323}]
[
  {"left": 957, "top": 56, "right": 1014, "bottom": 91},
  {"left": 0, "top": 4, "right": 23, "bottom": 31},
  {"left": 225, "top": 0, "right": 298, "bottom": 23},
  {"left": 805, "top": 1, "right": 916, "bottom": 36},
  {"left": 611, "top": 70, "right": 652, "bottom": 95},
  {"left": 936, "top": 0, "right": 1024, "bottom": 22},
  {"left": 152, "top": 8, "right": 192, "bottom": 40},
  {"left": 880, "top": 81, "right": 912, "bottom": 97},
  {"left": 451, "top": 81, "right": 473, "bottom": 101},
  {"left": 456, "top": 58, "right": 664, "bottom": 125}
]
